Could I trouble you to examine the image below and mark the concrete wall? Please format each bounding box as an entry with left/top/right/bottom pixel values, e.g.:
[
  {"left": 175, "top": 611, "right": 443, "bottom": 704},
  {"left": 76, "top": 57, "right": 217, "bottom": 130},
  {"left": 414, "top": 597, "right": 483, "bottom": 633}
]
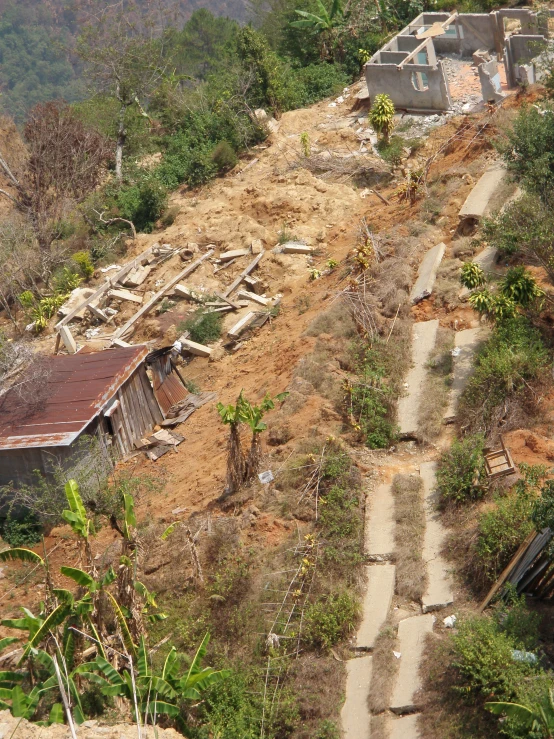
[
  {"left": 365, "top": 61, "right": 451, "bottom": 111},
  {"left": 504, "top": 34, "right": 548, "bottom": 86}
]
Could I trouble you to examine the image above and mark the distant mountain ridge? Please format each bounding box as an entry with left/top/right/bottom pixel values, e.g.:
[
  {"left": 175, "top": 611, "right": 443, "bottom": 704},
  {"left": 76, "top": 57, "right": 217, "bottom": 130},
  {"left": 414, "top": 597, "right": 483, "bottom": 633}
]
[{"left": 0, "top": 0, "right": 251, "bottom": 122}]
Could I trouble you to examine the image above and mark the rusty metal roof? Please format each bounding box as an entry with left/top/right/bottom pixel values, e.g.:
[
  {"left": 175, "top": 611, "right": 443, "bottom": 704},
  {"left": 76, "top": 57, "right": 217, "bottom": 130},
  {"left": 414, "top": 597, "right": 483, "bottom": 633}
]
[{"left": 0, "top": 346, "right": 148, "bottom": 450}]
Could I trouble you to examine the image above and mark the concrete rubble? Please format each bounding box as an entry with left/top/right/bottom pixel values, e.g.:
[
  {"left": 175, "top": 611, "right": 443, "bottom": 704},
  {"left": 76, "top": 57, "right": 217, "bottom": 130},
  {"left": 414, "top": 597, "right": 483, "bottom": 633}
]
[
  {"left": 397, "top": 320, "right": 439, "bottom": 437},
  {"left": 356, "top": 564, "right": 396, "bottom": 649},
  {"left": 390, "top": 614, "right": 435, "bottom": 714},
  {"left": 410, "top": 242, "right": 446, "bottom": 304},
  {"left": 341, "top": 655, "right": 373, "bottom": 739},
  {"left": 444, "top": 326, "right": 489, "bottom": 422},
  {"left": 459, "top": 162, "right": 507, "bottom": 221}
]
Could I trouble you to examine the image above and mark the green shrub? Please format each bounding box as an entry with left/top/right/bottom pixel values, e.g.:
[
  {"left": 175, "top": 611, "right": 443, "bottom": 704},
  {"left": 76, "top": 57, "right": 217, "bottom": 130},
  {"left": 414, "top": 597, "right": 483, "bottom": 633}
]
[
  {"left": 494, "top": 588, "right": 541, "bottom": 651},
  {"left": 451, "top": 615, "right": 537, "bottom": 701},
  {"left": 52, "top": 266, "right": 82, "bottom": 293},
  {"left": 178, "top": 309, "right": 222, "bottom": 345},
  {"left": 1, "top": 511, "right": 42, "bottom": 547},
  {"left": 211, "top": 141, "right": 237, "bottom": 171},
  {"left": 461, "top": 317, "right": 549, "bottom": 435},
  {"left": 500, "top": 104, "right": 554, "bottom": 200},
  {"left": 376, "top": 136, "right": 404, "bottom": 166},
  {"left": 157, "top": 140, "right": 218, "bottom": 190},
  {"left": 476, "top": 467, "right": 543, "bottom": 581},
  {"left": 195, "top": 669, "right": 262, "bottom": 739},
  {"left": 349, "top": 342, "right": 398, "bottom": 449},
  {"left": 314, "top": 721, "right": 341, "bottom": 739},
  {"left": 294, "top": 63, "right": 349, "bottom": 106},
  {"left": 318, "top": 484, "right": 363, "bottom": 571},
  {"left": 304, "top": 591, "right": 359, "bottom": 650},
  {"left": 71, "top": 250, "right": 95, "bottom": 279},
  {"left": 436, "top": 433, "right": 486, "bottom": 505},
  {"left": 532, "top": 479, "right": 554, "bottom": 533},
  {"left": 115, "top": 177, "right": 168, "bottom": 233}
]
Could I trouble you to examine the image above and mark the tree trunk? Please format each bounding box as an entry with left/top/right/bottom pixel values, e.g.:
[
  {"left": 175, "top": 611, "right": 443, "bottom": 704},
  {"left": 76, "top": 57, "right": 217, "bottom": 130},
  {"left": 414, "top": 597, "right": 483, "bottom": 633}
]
[{"left": 115, "top": 103, "right": 126, "bottom": 182}]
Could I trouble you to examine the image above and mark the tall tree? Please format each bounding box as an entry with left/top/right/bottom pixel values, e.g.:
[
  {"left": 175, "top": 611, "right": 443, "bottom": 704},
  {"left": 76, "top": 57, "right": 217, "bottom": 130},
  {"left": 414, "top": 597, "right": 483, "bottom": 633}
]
[
  {"left": 0, "top": 101, "right": 110, "bottom": 255},
  {"left": 76, "top": 0, "right": 171, "bottom": 180}
]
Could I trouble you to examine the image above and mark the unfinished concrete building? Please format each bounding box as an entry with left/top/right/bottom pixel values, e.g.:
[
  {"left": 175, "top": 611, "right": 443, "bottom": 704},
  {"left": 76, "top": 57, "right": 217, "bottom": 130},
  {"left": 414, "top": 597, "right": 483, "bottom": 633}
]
[{"left": 365, "top": 9, "right": 552, "bottom": 112}]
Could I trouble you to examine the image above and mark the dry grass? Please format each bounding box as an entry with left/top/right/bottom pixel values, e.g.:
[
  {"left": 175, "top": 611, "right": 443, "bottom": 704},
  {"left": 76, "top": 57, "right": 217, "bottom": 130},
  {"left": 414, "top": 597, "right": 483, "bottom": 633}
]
[
  {"left": 392, "top": 474, "right": 427, "bottom": 602},
  {"left": 433, "top": 258, "right": 464, "bottom": 310},
  {"left": 367, "top": 623, "right": 399, "bottom": 714},
  {"left": 417, "top": 326, "right": 454, "bottom": 444},
  {"left": 304, "top": 299, "right": 358, "bottom": 338},
  {"left": 451, "top": 236, "right": 478, "bottom": 259},
  {"left": 369, "top": 714, "right": 389, "bottom": 739}
]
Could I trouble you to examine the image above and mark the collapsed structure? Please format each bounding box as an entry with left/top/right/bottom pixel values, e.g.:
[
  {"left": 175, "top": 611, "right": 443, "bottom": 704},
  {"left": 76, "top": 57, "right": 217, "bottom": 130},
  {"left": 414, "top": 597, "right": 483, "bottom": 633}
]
[
  {"left": 365, "top": 9, "right": 553, "bottom": 112},
  {"left": 0, "top": 346, "right": 193, "bottom": 487}
]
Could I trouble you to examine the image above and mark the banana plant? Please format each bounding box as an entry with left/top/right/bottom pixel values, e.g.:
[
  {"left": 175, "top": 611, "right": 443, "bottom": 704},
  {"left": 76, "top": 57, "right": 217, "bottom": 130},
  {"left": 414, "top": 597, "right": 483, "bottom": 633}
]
[
  {"left": 486, "top": 689, "right": 554, "bottom": 736},
  {"left": 290, "top": 0, "right": 345, "bottom": 61},
  {"left": 75, "top": 633, "right": 231, "bottom": 727}
]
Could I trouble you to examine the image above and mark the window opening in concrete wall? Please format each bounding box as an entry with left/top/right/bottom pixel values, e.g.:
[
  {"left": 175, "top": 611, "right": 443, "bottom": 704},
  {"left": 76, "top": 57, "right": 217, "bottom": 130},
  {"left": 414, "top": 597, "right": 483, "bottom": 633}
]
[
  {"left": 504, "top": 17, "right": 522, "bottom": 34},
  {"left": 411, "top": 71, "right": 429, "bottom": 91}
]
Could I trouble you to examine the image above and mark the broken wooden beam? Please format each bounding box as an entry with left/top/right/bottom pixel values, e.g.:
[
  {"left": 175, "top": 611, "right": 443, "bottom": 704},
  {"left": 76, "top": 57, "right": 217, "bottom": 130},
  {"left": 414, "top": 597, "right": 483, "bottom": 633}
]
[
  {"left": 281, "top": 242, "right": 313, "bottom": 255},
  {"left": 113, "top": 338, "right": 132, "bottom": 348},
  {"left": 236, "top": 289, "right": 269, "bottom": 306},
  {"left": 88, "top": 304, "right": 110, "bottom": 322},
  {"left": 55, "top": 243, "right": 158, "bottom": 329},
  {"left": 174, "top": 285, "right": 204, "bottom": 302},
  {"left": 108, "top": 288, "right": 143, "bottom": 304},
  {"left": 180, "top": 339, "right": 212, "bottom": 357},
  {"left": 223, "top": 251, "right": 264, "bottom": 298},
  {"left": 219, "top": 249, "right": 250, "bottom": 262},
  {"left": 112, "top": 250, "right": 214, "bottom": 342},
  {"left": 228, "top": 311, "right": 258, "bottom": 338},
  {"left": 59, "top": 325, "right": 77, "bottom": 354}
]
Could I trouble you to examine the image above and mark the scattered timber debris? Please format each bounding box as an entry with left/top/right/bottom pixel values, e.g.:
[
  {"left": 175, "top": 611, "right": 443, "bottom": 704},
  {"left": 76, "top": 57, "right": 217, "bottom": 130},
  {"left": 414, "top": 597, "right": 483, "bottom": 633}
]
[
  {"left": 161, "top": 391, "right": 217, "bottom": 427},
  {"left": 136, "top": 428, "right": 185, "bottom": 461}
]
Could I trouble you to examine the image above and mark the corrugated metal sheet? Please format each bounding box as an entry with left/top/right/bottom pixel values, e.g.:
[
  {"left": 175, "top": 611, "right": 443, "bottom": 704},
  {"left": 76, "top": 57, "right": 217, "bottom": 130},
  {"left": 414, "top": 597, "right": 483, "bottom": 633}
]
[
  {"left": 0, "top": 346, "right": 148, "bottom": 450},
  {"left": 148, "top": 352, "right": 188, "bottom": 416}
]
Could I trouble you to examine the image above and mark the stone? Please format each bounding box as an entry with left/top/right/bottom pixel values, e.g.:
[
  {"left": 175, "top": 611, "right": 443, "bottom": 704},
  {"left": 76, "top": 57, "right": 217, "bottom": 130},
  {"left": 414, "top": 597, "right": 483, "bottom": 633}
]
[
  {"left": 390, "top": 614, "right": 435, "bottom": 714},
  {"left": 410, "top": 243, "right": 446, "bottom": 304},
  {"left": 180, "top": 339, "right": 212, "bottom": 357},
  {"left": 174, "top": 284, "right": 203, "bottom": 302},
  {"left": 365, "top": 483, "right": 395, "bottom": 560},
  {"left": 420, "top": 462, "right": 453, "bottom": 613},
  {"left": 356, "top": 564, "right": 395, "bottom": 649},
  {"left": 341, "top": 655, "right": 372, "bottom": 739},
  {"left": 251, "top": 239, "right": 264, "bottom": 254},
  {"left": 397, "top": 320, "right": 439, "bottom": 438},
  {"left": 444, "top": 327, "right": 489, "bottom": 422},
  {"left": 57, "top": 287, "right": 96, "bottom": 319}
]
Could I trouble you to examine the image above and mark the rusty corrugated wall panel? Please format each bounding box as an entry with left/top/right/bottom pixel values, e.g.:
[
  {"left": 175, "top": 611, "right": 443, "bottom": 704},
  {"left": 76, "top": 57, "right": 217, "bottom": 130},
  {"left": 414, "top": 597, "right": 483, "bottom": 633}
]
[
  {"left": 0, "top": 346, "right": 148, "bottom": 450},
  {"left": 148, "top": 353, "right": 188, "bottom": 417}
]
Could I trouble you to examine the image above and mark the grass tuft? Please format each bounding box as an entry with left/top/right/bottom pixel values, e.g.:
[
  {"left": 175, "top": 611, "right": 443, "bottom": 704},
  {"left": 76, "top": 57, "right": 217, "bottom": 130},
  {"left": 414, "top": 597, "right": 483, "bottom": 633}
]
[{"left": 392, "top": 473, "right": 427, "bottom": 602}]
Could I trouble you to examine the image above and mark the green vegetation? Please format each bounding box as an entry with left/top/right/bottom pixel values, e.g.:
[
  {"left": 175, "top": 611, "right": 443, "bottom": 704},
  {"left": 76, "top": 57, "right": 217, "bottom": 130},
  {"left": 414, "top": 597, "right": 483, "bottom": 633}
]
[
  {"left": 369, "top": 93, "right": 395, "bottom": 143},
  {"left": 347, "top": 340, "right": 400, "bottom": 449},
  {"left": 436, "top": 433, "right": 486, "bottom": 505},
  {"left": 460, "top": 317, "right": 550, "bottom": 436},
  {"left": 475, "top": 465, "right": 545, "bottom": 582},
  {"left": 304, "top": 591, "right": 359, "bottom": 649},
  {"left": 179, "top": 309, "right": 223, "bottom": 345},
  {"left": 376, "top": 135, "right": 404, "bottom": 166}
]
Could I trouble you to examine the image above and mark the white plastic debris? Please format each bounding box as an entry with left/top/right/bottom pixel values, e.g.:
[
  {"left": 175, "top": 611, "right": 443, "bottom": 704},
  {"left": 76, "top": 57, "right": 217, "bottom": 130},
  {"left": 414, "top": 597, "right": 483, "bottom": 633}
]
[
  {"left": 84, "top": 328, "right": 101, "bottom": 340},
  {"left": 173, "top": 340, "right": 182, "bottom": 353},
  {"left": 104, "top": 307, "right": 118, "bottom": 316},
  {"left": 335, "top": 96, "right": 344, "bottom": 104},
  {"left": 100, "top": 264, "right": 121, "bottom": 272},
  {"left": 443, "top": 615, "right": 457, "bottom": 628},
  {"left": 393, "top": 651, "right": 401, "bottom": 659},
  {"left": 25, "top": 322, "right": 35, "bottom": 332},
  {"left": 512, "top": 649, "right": 538, "bottom": 664},
  {"left": 451, "top": 347, "right": 461, "bottom": 357},
  {"left": 258, "top": 470, "right": 274, "bottom": 484},
  {"left": 328, "top": 102, "right": 337, "bottom": 108}
]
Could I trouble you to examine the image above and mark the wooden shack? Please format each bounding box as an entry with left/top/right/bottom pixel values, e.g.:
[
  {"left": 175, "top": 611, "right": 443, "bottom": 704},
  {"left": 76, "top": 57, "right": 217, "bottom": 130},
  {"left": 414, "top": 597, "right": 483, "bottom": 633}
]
[{"left": 0, "top": 346, "right": 170, "bottom": 487}]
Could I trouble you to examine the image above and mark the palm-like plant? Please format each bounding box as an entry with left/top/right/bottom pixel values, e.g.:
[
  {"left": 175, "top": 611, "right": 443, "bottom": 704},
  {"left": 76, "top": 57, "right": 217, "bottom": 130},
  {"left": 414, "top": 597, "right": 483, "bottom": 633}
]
[
  {"left": 76, "top": 633, "right": 230, "bottom": 727},
  {"left": 486, "top": 689, "right": 554, "bottom": 737},
  {"left": 461, "top": 261, "right": 486, "bottom": 290},
  {"left": 500, "top": 265, "right": 545, "bottom": 309},
  {"left": 290, "top": 0, "right": 345, "bottom": 61},
  {"left": 369, "top": 94, "right": 395, "bottom": 144}
]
